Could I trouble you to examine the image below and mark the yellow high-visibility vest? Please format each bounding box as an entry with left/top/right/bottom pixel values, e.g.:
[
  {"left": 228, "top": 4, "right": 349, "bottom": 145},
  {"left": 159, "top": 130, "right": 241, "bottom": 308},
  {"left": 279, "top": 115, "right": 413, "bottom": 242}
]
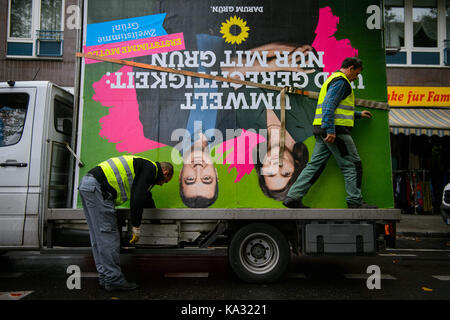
[
  {"left": 98, "top": 155, "right": 158, "bottom": 205},
  {"left": 313, "top": 71, "right": 355, "bottom": 127}
]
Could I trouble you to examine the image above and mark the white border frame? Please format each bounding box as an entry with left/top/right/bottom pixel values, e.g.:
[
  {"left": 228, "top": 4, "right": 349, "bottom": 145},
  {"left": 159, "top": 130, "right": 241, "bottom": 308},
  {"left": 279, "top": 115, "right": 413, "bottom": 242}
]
[{"left": 72, "top": 0, "right": 87, "bottom": 208}]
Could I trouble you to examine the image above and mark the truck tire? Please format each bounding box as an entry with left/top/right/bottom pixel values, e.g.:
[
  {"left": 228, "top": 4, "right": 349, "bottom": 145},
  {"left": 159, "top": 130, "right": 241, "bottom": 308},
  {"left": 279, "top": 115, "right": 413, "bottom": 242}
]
[{"left": 228, "top": 223, "right": 290, "bottom": 283}]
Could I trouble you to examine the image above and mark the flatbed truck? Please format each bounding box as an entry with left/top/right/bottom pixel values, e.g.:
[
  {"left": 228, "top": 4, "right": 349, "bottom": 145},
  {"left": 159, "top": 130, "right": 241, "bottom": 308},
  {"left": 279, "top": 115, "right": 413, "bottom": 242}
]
[{"left": 0, "top": 0, "right": 401, "bottom": 283}]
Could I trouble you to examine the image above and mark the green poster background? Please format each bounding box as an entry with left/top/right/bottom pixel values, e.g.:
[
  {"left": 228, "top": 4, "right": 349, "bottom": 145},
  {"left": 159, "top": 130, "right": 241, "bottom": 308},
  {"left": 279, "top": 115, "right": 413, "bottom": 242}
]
[{"left": 78, "top": 0, "right": 393, "bottom": 209}]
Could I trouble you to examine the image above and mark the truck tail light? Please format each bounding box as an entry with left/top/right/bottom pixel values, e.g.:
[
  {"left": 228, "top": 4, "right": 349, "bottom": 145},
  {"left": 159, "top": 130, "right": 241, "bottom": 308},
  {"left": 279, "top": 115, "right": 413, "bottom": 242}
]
[{"left": 384, "top": 224, "right": 393, "bottom": 235}]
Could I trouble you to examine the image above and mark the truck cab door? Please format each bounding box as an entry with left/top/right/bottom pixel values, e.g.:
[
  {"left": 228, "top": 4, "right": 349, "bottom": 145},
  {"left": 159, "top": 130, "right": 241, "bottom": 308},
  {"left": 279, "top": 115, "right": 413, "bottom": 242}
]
[{"left": 0, "top": 88, "right": 36, "bottom": 246}]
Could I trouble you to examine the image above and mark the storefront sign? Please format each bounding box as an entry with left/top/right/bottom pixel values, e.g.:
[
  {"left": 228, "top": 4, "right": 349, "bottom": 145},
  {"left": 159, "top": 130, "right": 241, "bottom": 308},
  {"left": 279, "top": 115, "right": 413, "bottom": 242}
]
[{"left": 388, "top": 86, "right": 450, "bottom": 107}]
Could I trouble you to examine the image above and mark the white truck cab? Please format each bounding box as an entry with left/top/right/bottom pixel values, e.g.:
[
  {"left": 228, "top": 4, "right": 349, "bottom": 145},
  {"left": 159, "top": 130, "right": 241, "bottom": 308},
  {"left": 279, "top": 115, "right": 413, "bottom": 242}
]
[{"left": 0, "top": 81, "right": 74, "bottom": 249}]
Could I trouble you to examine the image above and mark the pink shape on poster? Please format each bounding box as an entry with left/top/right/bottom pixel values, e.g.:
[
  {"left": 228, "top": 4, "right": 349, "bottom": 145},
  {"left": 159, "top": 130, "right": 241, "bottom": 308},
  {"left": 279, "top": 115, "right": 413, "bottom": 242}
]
[
  {"left": 312, "top": 6, "right": 359, "bottom": 73},
  {"left": 92, "top": 65, "right": 166, "bottom": 153},
  {"left": 218, "top": 129, "right": 266, "bottom": 183}
]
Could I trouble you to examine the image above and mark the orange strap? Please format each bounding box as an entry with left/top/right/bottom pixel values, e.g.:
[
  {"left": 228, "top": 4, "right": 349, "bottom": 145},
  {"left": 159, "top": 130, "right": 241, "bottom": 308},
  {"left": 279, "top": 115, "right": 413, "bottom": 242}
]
[{"left": 76, "top": 52, "right": 301, "bottom": 94}]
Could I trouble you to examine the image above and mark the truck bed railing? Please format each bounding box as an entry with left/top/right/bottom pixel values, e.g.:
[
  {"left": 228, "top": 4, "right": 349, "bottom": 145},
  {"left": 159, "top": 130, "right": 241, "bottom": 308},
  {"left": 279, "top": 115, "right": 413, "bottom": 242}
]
[{"left": 46, "top": 208, "right": 401, "bottom": 222}]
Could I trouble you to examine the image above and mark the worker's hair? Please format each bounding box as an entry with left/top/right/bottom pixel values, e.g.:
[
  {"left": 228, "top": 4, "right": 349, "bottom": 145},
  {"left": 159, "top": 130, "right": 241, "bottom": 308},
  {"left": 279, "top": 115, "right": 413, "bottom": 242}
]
[
  {"left": 179, "top": 183, "right": 219, "bottom": 208},
  {"left": 341, "top": 57, "right": 363, "bottom": 71},
  {"left": 160, "top": 162, "right": 174, "bottom": 177},
  {"left": 179, "top": 173, "right": 219, "bottom": 208}
]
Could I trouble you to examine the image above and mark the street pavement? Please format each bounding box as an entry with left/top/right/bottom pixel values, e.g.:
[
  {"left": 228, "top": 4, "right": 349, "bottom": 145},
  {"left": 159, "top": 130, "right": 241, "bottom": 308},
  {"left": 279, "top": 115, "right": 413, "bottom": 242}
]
[
  {"left": 0, "top": 213, "right": 448, "bottom": 313},
  {"left": 397, "top": 213, "right": 450, "bottom": 237},
  {"left": 1, "top": 241, "right": 449, "bottom": 300}
]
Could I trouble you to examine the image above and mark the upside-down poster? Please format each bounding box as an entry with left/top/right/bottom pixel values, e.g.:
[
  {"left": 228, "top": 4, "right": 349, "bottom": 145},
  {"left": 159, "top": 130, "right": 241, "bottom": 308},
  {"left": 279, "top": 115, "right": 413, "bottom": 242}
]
[{"left": 78, "top": 0, "right": 394, "bottom": 209}]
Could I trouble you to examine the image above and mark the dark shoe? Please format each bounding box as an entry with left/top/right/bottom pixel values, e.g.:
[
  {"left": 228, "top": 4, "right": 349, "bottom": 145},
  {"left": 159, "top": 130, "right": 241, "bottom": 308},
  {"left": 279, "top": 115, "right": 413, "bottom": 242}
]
[
  {"left": 99, "top": 275, "right": 106, "bottom": 289},
  {"left": 283, "top": 197, "right": 310, "bottom": 208},
  {"left": 348, "top": 202, "right": 378, "bottom": 209},
  {"left": 105, "top": 281, "right": 139, "bottom": 292}
]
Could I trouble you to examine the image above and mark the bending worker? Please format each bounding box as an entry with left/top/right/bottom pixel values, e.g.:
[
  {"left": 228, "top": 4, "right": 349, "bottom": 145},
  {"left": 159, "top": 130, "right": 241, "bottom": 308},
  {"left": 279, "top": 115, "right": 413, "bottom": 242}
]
[
  {"left": 79, "top": 155, "right": 173, "bottom": 292},
  {"left": 283, "top": 57, "right": 376, "bottom": 209}
]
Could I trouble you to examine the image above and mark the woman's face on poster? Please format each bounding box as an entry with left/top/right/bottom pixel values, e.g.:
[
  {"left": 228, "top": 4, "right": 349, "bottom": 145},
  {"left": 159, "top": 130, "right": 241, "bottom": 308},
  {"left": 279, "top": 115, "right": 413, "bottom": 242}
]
[{"left": 260, "top": 146, "right": 295, "bottom": 191}]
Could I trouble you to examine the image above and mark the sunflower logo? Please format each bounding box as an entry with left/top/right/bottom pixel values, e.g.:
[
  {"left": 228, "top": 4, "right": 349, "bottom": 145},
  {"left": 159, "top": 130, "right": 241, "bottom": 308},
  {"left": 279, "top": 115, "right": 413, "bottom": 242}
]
[{"left": 220, "top": 16, "right": 250, "bottom": 45}]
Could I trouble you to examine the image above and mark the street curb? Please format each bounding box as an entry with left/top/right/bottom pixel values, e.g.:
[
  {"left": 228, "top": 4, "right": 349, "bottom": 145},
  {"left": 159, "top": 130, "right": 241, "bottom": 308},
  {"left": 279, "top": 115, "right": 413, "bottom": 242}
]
[{"left": 397, "top": 231, "right": 450, "bottom": 238}]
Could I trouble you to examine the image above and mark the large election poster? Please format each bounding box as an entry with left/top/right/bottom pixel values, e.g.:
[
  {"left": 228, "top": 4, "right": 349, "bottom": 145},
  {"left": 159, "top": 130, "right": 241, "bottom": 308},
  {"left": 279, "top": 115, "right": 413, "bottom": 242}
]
[{"left": 78, "top": 0, "right": 394, "bottom": 209}]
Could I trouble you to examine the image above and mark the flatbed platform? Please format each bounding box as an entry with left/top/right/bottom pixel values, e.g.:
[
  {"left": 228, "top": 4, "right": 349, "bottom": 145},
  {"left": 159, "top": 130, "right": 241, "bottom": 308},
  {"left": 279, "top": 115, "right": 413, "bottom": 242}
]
[{"left": 47, "top": 208, "right": 401, "bottom": 221}]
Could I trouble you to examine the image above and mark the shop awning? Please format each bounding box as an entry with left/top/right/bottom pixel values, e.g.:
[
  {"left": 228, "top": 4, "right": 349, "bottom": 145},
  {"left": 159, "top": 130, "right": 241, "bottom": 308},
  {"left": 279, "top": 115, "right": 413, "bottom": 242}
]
[{"left": 389, "top": 108, "right": 450, "bottom": 137}]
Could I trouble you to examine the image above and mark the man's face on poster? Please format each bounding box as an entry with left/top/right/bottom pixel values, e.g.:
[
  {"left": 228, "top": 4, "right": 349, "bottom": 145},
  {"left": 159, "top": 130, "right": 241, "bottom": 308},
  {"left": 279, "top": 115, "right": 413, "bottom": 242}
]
[{"left": 180, "top": 134, "right": 218, "bottom": 205}]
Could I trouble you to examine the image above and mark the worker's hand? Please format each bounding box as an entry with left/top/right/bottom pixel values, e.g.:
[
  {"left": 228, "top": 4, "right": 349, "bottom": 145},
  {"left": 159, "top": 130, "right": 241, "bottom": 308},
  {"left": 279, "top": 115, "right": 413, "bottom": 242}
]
[
  {"left": 129, "top": 226, "right": 140, "bottom": 245},
  {"left": 361, "top": 110, "right": 373, "bottom": 119},
  {"left": 323, "top": 133, "right": 336, "bottom": 144}
]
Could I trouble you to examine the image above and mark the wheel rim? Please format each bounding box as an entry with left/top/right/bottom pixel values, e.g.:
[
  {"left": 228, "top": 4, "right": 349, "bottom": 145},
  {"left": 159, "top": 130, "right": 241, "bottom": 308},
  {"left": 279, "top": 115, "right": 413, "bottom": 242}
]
[{"left": 238, "top": 232, "right": 280, "bottom": 274}]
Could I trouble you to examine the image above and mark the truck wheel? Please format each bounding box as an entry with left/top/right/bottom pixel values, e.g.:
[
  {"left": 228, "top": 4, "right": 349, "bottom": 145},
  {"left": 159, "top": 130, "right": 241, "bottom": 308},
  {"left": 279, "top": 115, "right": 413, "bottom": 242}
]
[{"left": 228, "top": 223, "right": 290, "bottom": 283}]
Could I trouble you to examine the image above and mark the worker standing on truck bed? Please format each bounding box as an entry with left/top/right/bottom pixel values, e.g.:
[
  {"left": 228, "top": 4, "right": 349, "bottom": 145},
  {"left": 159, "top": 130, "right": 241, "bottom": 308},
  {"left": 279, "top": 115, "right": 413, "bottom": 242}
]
[
  {"left": 283, "top": 57, "right": 377, "bottom": 209},
  {"left": 78, "top": 156, "right": 173, "bottom": 291}
]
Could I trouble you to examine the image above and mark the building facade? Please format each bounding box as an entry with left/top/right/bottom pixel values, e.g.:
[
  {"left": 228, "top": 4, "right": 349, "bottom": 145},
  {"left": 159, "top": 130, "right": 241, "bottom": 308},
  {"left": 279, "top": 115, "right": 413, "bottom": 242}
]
[
  {"left": 385, "top": 0, "right": 450, "bottom": 215},
  {"left": 0, "top": 0, "right": 79, "bottom": 89}
]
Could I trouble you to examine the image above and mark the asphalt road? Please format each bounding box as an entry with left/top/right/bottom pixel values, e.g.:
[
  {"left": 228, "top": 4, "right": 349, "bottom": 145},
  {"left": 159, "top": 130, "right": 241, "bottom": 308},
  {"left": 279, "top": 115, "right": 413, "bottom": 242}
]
[{"left": 0, "top": 236, "right": 449, "bottom": 314}]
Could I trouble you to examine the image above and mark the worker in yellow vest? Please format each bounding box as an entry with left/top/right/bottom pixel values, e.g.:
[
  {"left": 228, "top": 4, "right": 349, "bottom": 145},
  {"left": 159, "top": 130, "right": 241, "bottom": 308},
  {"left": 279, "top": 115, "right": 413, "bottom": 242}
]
[
  {"left": 78, "top": 155, "right": 173, "bottom": 291},
  {"left": 283, "top": 57, "right": 376, "bottom": 209}
]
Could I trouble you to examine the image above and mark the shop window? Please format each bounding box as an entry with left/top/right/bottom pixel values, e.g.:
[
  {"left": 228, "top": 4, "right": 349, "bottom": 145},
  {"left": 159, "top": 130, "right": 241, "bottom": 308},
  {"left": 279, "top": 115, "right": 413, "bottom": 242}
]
[
  {"left": 411, "top": 51, "right": 440, "bottom": 63},
  {"left": 413, "top": 0, "right": 438, "bottom": 47},
  {"left": 445, "top": 0, "right": 450, "bottom": 65},
  {"left": 0, "top": 93, "right": 29, "bottom": 147},
  {"left": 386, "top": 51, "right": 408, "bottom": 64},
  {"left": 384, "top": 0, "right": 448, "bottom": 66},
  {"left": 447, "top": 0, "right": 450, "bottom": 36},
  {"left": 385, "top": 0, "right": 405, "bottom": 48},
  {"left": 7, "top": 0, "right": 64, "bottom": 58}
]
